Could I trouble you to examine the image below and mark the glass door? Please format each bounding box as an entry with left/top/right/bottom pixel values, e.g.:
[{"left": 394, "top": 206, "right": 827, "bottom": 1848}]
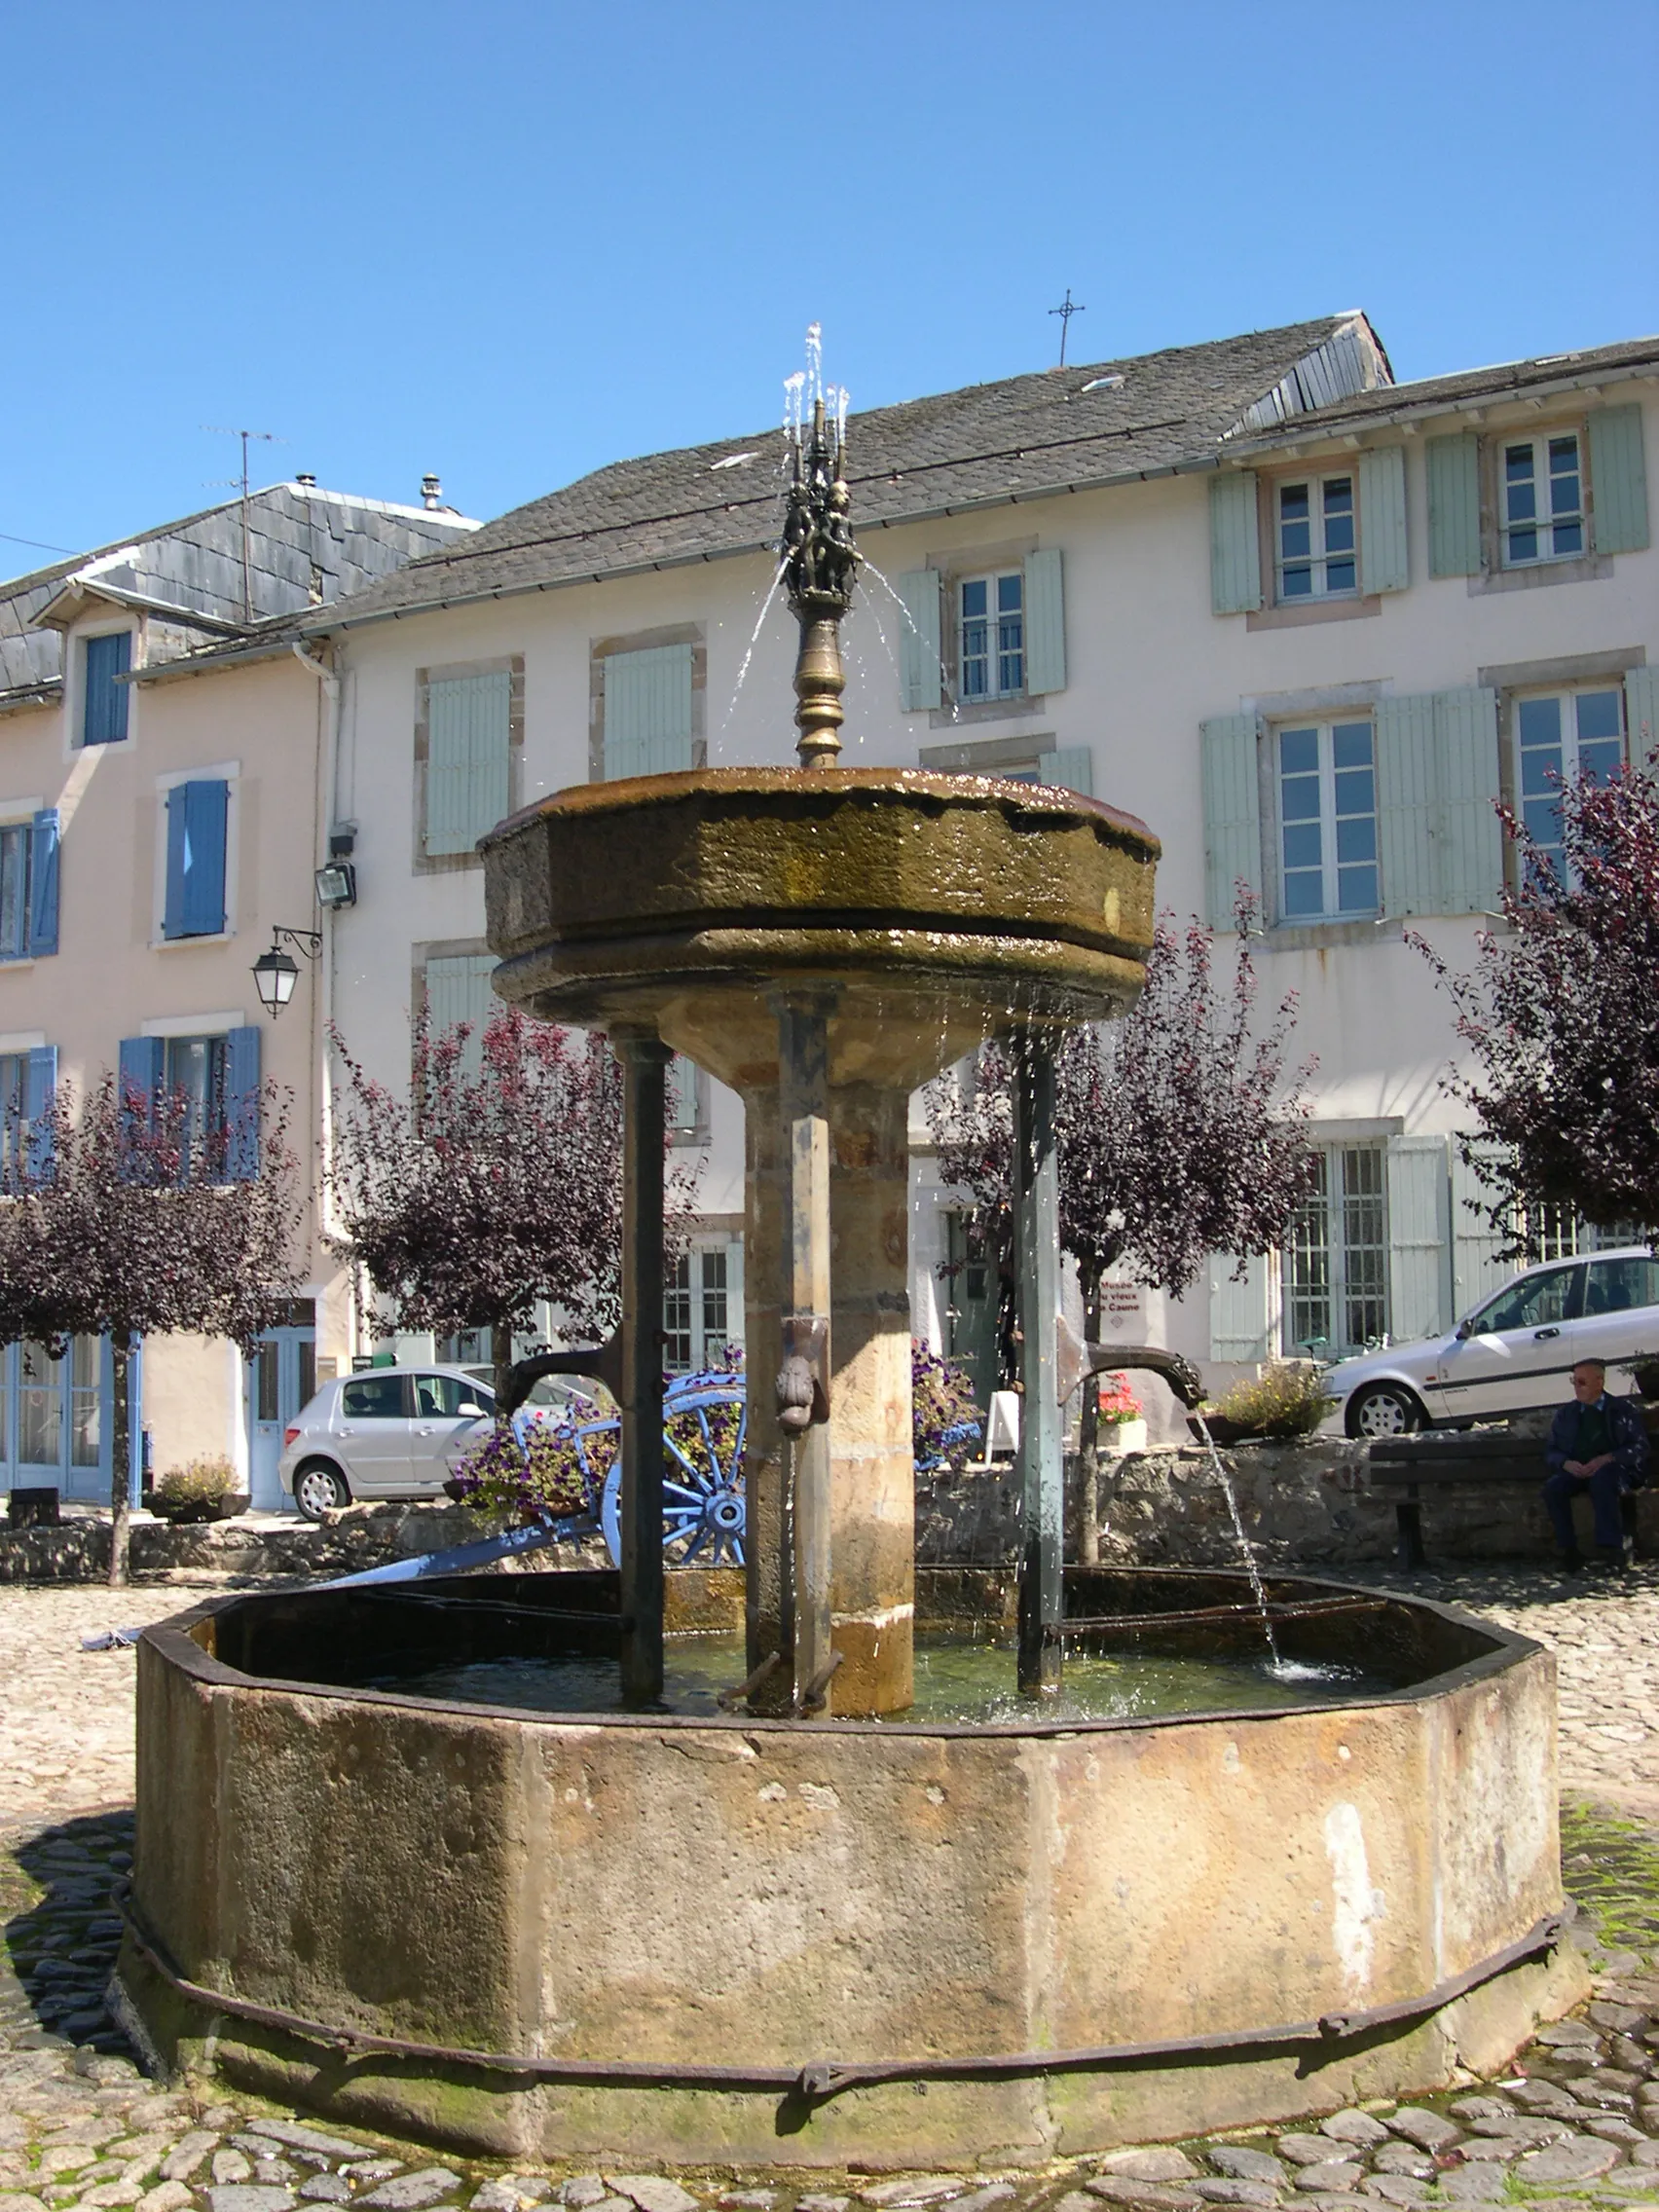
[{"left": 247, "top": 1321, "right": 317, "bottom": 1510}]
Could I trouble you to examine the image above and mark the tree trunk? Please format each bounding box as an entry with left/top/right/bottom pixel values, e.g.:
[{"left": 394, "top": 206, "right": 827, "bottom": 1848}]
[
  {"left": 492, "top": 1319, "right": 514, "bottom": 1422},
  {"left": 1076, "top": 1273, "right": 1102, "bottom": 1565},
  {"left": 108, "top": 1331, "right": 131, "bottom": 1589}
]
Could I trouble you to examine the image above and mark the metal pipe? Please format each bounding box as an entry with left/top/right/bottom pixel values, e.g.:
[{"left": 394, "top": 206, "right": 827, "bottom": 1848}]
[
  {"left": 114, "top": 1881, "right": 1563, "bottom": 2102},
  {"left": 1013, "top": 1032, "right": 1062, "bottom": 1696},
  {"left": 616, "top": 1031, "right": 671, "bottom": 1705}
]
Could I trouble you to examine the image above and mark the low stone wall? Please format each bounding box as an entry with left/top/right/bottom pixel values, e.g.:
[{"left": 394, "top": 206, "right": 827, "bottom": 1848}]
[
  {"left": 0, "top": 1500, "right": 608, "bottom": 1586},
  {"left": 918, "top": 1436, "right": 1659, "bottom": 1568}
]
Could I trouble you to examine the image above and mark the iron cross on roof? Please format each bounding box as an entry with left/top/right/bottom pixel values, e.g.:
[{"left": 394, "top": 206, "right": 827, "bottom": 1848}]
[{"left": 1049, "top": 288, "right": 1087, "bottom": 368}]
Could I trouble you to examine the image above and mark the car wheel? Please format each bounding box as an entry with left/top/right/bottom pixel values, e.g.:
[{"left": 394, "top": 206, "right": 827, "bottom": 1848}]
[
  {"left": 1346, "top": 1383, "right": 1425, "bottom": 1440},
  {"left": 293, "top": 1460, "right": 350, "bottom": 1522}
]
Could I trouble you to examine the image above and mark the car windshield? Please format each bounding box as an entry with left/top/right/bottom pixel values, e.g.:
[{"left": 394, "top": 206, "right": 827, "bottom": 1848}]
[{"left": 1466, "top": 1264, "right": 1582, "bottom": 1336}]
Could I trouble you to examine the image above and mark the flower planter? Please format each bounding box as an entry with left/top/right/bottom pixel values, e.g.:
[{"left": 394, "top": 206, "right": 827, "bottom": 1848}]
[
  {"left": 1098, "top": 1418, "right": 1148, "bottom": 1455},
  {"left": 1187, "top": 1413, "right": 1255, "bottom": 1448},
  {"left": 148, "top": 1491, "right": 251, "bottom": 1526}
]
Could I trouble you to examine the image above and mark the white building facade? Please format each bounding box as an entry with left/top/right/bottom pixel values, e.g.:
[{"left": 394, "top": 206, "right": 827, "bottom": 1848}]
[{"left": 302, "top": 315, "right": 1657, "bottom": 1411}]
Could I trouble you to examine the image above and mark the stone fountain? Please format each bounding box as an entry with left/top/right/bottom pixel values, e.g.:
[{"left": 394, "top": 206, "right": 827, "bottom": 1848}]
[{"left": 121, "top": 372, "right": 1584, "bottom": 2167}]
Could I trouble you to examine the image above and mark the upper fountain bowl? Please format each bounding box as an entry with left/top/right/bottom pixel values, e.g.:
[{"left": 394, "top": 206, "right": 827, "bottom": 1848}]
[{"left": 482, "top": 766, "right": 1160, "bottom": 1090}]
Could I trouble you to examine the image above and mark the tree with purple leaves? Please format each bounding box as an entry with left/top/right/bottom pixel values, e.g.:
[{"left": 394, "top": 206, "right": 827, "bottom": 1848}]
[
  {"left": 0, "top": 1069, "right": 301, "bottom": 1585},
  {"left": 1415, "top": 757, "right": 1659, "bottom": 1250},
  {"left": 327, "top": 1008, "right": 693, "bottom": 1408}
]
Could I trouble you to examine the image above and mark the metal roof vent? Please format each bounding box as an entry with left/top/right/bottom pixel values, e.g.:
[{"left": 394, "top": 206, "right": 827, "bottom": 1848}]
[
  {"left": 422, "top": 473, "right": 444, "bottom": 509},
  {"left": 295, "top": 472, "right": 317, "bottom": 487}
]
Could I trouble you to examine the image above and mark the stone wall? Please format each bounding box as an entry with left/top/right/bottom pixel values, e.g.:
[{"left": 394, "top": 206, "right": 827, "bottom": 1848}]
[{"left": 918, "top": 1438, "right": 1659, "bottom": 1569}]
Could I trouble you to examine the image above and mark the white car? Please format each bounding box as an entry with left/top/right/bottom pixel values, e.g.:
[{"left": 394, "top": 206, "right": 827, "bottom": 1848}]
[
  {"left": 278, "top": 1364, "right": 499, "bottom": 1520},
  {"left": 1326, "top": 1244, "right": 1659, "bottom": 1438}
]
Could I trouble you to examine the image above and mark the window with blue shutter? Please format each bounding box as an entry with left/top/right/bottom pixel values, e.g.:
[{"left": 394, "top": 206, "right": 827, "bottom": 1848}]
[
  {"left": 162, "top": 780, "right": 230, "bottom": 940},
  {"left": 424, "top": 670, "right": 512, "bottom": 857},
  {"left": 224, "top": 1026, "right": 261, "bottom": 1181},
  {"left": 0, "top": 810, "right": 61, "bottom": 960},
  {"left": 83, "top": 632, "right": 131, "bottom": 746},
  {"left": 23, "top": 1045, "right": 55, "bottom": 1183},
  {"left": 604, "top": 645, "right": 695, "bottom": 779},
  {"left": 29, "top": 810, "right": 58, "bottom": 957},
  {"left": 118, "top": 1036, "right": 165, "bottom": 1161}
]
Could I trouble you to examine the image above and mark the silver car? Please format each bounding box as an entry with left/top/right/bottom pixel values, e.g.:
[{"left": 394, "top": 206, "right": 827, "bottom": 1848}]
[
  {"left": 1326, "top": 1244, "right": 1659, "bottom": 1437},
  {"left": 279, "top": 1364, "right": 499, "bottom": 1520}
]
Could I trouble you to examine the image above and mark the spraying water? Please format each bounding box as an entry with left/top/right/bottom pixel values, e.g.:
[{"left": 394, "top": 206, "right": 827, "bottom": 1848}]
[
  {"left": 720, "top": 559, "right": 791, "bottom": 734},
  {"left": 1187, "top": 1406, "right": 1282, "bottom": 1666},
  {"left": 860, "top": 554, "right": 960, "bottom": 720}
]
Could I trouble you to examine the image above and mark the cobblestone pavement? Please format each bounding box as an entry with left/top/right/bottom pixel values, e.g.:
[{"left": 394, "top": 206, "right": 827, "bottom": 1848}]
[{"left": 6, "top": 1571, "right": 1659, "bottom": 2204}]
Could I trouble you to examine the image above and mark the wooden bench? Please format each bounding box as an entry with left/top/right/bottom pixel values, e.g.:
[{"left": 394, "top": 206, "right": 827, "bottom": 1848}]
[{"left": 1367, "top": 1434, "right": 1641, "bottom": 1568}]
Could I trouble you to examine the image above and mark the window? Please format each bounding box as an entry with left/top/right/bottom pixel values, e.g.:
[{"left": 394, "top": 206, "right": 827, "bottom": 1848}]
[
  {"left": 166, "top": 1035, "right": 228, "bottom": 1157},
  {"left": 341, "top": 1374, "right": 406, "bottom": 1420},
  {"left": 959, "top": 571, "right": 1024, "bottom": 701},
  {"left": 1582, "top": 1255, "right": 1659, "bottom": 1318},
  {"left": 423, "top": 668, "right": 512, "bottom": 860},
  {"left": 667, "top": 1053, "right": 702, "bottom": 1142},
  {"left": 1467, "top": 1263, "right": 1581, "bottom": 1336},
  {"left": 0, "top": 811, "right": 59, "bottom": 961},
  {"left": 1275, "top": 473, "right": 1356, "bottom": 601},
  {"left": 414, "top": 1373, "right": 493, "bottom": 1418},
  {"left": 1283, "top": 1146, "right": 1388, "bottom": 1356},
  {"left": 663, "top": 1248, "right": 735, "bottom": 1374},
  {"left": 1276, "top": 720, "right": 1379, "bottom": 920},
  {"left": 602, "top": 642, "right": 696, "bottom": 779},
  {"left": 82, "top": 633, "right": 131, "bottom": 746},
  {"left": 423, "top": 950, "right": 497, "bottom": 1076},
  {"left": 1515, "top": 686, "right": 1624, "bottom": 872},
  {"left": 1501, "top": 433, "right": 1584, "bottom": 567},
  {"left": 162, "top": 779, "right": 229, "bottom": 940}
]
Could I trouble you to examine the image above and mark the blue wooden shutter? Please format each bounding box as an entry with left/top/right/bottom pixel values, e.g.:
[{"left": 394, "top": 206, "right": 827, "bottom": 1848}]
[
  {"left": 1625, "top": 666, "right": 1659, "bottom": 760},
  {"left": 28, "top": 809, "right": 58, "bottom": 956},
  {"left": 1023, "top": 548, "right": 1066, "bottom": 694},
  {"left": 1358, "top": 445, "right": 1409, "bottom": 595},
  {"left": 164, "top": 781, "right": 229, "bottom": 938},
  {"left": 224, "top": 1025, "right": 261, "bottom": 1181},
  {"left": 424, "top": 953, "right": 498, "bottom": 1075},
  {"left": 118, "top": 1036, "right": 165, "bottom": 1135},
  {"left": 24, "top": 1045, "right": 56, "bottom": 1181},
  {"left": 1385, "top": 1134, "right": 1451, "bottom": 1342},
  {"left": 1432, "top": 687, "right": 1502, "bottom": 914},
  {"left": 426, "top": 670, "right": 511, "bottom": 855},
  {"left": 1208, "top": 1251, "right": 1275, "bottom": 1362},
  {"left": 1588, "top": 406, "right": 1649, "bottom": 556},
  {"left": 83, "top": 632, "right": 131, "bottom": 746},
  {"left": 896, "top": 571, "right": 942, "bottom": 712},
  {"left": 604, "top": 645, "right": 694, "bottom": 779},
  {"left": 1199, "top": 712, "right": 1263, "bottom": 926},
  {"left": 1036, "top": 746, "right": 1092, "bottom": 795},
  {"left": 163, "top": 788, "right": 189, "bottom": 939},
  {"left": 1426, "top": 434, "right": 1482, "bottom": 576},
  {"left": 1208, "top": 472, "right": 1261, "bottom": 614},
  {"left": 1374, "top": 695, "right": 1440, "bottom": 917}
]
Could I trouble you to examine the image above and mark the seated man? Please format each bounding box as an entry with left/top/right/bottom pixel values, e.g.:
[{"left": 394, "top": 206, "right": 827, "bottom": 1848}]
[{"left": 1543, "top": 1358, "right": 1649, "bottom": 1570}]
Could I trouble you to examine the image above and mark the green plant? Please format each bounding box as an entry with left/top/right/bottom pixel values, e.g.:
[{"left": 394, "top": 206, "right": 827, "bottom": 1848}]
[
  {"left": 1209, "top": 1363, "right": 1334, "bottom": 1440},
  {"left": 154, "top": 1456, "right": 239, "bottom": 1505}
]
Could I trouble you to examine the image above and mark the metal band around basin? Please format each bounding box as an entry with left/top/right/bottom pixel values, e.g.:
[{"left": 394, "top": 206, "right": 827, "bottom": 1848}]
[{"left": 115, "top": 1880, "right": 1564, "bottom": 2104}]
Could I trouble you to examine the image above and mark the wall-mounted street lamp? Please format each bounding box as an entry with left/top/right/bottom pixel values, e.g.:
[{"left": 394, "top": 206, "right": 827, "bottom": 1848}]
[{"left": 251, "top": 926, "right": 322, "bottom": 1017}]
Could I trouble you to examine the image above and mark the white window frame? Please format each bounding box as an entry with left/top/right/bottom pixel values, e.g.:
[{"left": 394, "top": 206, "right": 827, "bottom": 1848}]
[
  {"left": 1273, "top": 469, "right": 1358, "bottom": 603},
  {"left": 1281, "top": 1142, "right": 1389, "bottom": 1358},
  {"left": 1511, "top": 682, "right": 1625, "bottom": 879},
  {"left": 663, "top": 1235, "right": 742, "bottom": 1374},
  {"left": 69, "top": 621, "right": 138, "bottom": 756},
  {"left": 1273, "top": 718, "right": 1380, "bottom": 924},
  {"left": 1498, "top": 429, "right": 1585, "bottom": 569},
  {"left": 958, "top": 570, "right": 1025, "bottom": 703}
]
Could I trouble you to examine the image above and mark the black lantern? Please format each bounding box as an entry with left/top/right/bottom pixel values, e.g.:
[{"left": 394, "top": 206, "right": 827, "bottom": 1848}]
[{"left": 251, "top": 927, "right": 322, "bottom": 1017}]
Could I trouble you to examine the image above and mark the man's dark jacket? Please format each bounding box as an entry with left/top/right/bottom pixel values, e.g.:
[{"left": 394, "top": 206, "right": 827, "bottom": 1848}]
[{"left": 1544, "top": 1394, "right": 1650, "bottom": 1487}]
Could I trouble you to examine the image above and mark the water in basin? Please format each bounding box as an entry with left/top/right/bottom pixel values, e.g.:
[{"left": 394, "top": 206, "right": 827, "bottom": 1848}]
[{"left": 359, "top": 1627, "right": 1400, "bottom": 1724}]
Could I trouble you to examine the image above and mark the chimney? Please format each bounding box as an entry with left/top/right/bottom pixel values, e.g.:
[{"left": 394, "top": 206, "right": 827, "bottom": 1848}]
[
  {"left": 295, "top": 472, "right": 317, "bottom": 488},
  {"left": 421, "top": 473, "right": 443, "bottom": 510}
]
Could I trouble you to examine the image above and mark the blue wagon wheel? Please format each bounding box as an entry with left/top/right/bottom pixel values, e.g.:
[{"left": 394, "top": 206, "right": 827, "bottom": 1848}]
[{"left": 599, "top": 1372, "right": 747, "bottom": 1569}]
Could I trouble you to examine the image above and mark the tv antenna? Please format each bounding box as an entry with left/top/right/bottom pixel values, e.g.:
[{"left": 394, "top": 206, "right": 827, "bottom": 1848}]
[
  {"left": 1048, "top": 288, "right": 1087, "bottom": 368},
  {"left": 203, "top": 425, "right": 283, "bottom": 620}
]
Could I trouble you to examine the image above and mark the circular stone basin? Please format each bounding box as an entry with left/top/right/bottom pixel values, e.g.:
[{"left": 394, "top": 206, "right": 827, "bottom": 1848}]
[
  {"left": 482, "top": 768, "right": 1159, "bottom": 1088},
  {"left": 124, "top": 1567, "right": 1583, "bottom": 2167}
]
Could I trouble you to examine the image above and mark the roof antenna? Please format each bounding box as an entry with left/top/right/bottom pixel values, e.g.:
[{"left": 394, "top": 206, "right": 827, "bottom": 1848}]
[
  {"left": 203, "top": 425, "right": 283, "bottom": 620},
  {"left": 1048, "top": 288, "right": 1086, "bottom": 369}
]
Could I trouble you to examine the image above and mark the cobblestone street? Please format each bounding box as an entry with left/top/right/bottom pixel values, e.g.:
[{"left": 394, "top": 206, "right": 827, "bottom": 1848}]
[{"left": 4, "top": 1567, "right": 1659, "bottom": 2208}]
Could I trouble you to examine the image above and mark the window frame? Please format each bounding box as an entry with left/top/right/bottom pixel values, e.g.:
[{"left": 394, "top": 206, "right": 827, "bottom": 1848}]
[
  {"left": 153, "top": 764, "right": 239, "bottom": 946},
  {"left": 1272, "top": 715, "right": 1381, "bottom": 925},
  {"left": 1272, "top": 468, "right": 1359, "bottom": 604},
  {"left": 589, "top": 627, "right": 705, "bottom": 784},
  {"left": 1497, "top": 428, "right": 1586, "bottom": 571},
  {"left": 0, "top": 823, "right": 31, "bottom": 961},
  {"left": 1281, "top": 1141, "right": 1390, "bottom": 1358},
  {"left": 1509, "top": 682, "right": 1626, "bottom": 882},
  {"left": 956, "top": 569, "right": 1026, "bottom": 704},
  {"left": 413, "top": 655, "right": 524, "bottom": 874},
  {"left": 79, "top": 628, "right": 133, "bottom": 750}
]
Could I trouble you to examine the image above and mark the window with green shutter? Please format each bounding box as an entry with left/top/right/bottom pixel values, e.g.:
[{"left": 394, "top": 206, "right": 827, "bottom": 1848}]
[
  {"left": 424, "top": 952, "right": 498, "bottom": 1075},
  {"left": 424, "top": 669, "right": 512, "bottom": 858},
  {"left": 604, "top": 643, "right": 695, "bottom": 778}
]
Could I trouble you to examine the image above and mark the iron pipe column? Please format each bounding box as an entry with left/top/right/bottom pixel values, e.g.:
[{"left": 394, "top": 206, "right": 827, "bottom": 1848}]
[
  {"left": 1014, "top": 1030, "right": 1063, "bottom": 1695},
  {"left": 616, "top": 1029, "right": 671, "bottom": 1704}
]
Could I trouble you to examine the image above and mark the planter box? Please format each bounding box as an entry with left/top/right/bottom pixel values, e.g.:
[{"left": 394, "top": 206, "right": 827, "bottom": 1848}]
[
  {"left": 149, "top": 1492, "right": 251, "bottom": 1526},
  {"left": 1099, "top": 1418, "right": 1148, "bottom": 1455}
]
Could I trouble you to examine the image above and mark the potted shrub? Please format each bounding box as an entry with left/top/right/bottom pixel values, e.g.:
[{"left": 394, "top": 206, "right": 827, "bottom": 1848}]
[
  {"left": 1095, "top": 1372, "right": 1147, "bottom": 1455},
  {"left": 1188, "top": 1363, "right": 1334, "bottom": 1447},
  {"left": 148, "top": 1456, "right": 249, "bottom": 1524}
]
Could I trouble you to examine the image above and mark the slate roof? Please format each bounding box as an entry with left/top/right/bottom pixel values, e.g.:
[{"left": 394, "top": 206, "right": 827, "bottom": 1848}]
[
  {"left": 0, "top": 485, "right": 478, "bottom": 704},
  {"left": 306, "top": 314, "right": 1393, "bottom": 630}
]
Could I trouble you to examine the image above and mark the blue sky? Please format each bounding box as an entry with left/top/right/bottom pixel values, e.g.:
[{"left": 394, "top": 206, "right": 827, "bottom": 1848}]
[{"left": 3, "top": 0, "right": 1655, "bottom": 570}]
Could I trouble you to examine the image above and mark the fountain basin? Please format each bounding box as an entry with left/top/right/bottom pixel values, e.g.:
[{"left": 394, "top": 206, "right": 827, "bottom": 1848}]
[{"left": 122, "top": 1568, "right": 1584, "bottom": 2165}]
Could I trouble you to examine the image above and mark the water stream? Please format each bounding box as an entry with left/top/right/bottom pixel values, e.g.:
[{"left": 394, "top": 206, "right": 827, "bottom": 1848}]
[{"left": 1187, "top": 1407, "right": 1283, "bottom": 1667}]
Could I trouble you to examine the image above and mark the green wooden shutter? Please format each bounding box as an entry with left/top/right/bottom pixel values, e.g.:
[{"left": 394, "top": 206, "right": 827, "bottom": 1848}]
[
  {"left": 1432, "top": 686, "right": 1503, "bottom": 914},
  {"left": 1426, "top": 433, "right": 1482, "bottom": 576},
  {"left": 604, "top": 644, "right": 694, "bottom": 778},
  {"left": 426, "top": 670, "right": 511, "bottom": 856},
  {"left": 1208, "top": 472, "right": 1262, "bottom": 614},
  {"left": 1625, "top": 665, "right": 1659, "bottom": 759},
  {"left": 896, "top": 571, "right": 942, "bottom": 712},
  {"left": 1588, "top": 405, "right": 1649, "bottom": 556},
  {"left": 667, "top": 1053, "right": 700, "bottom": 1136},
  {"left": 1450, "top": 1141, "right": 1509, "bottom": 1318},
  {"left": 1037, "top": 745, "right": 1092, "bottom": 796},
  {"left": 1199, "top": 713, "right": 1263, "bottom": 927},
  {"left": 425, "top": 953, "right": 498, "bottom": 1075},
  {"left": 1208, "top": 1251, "right": 1274, "bottom": 1363},
  {"left": 1023, "top": 547, "right": 1066, "bottom": 695},
  {"left": 1385, "top": 1135, "right": 1451, "bottom": 1342},
  {"left": 1358, "top": 445, "right": 1408, "bottom": 595},
  {"left": 1375, "top": 695, "right": 1440, "bottom": 917}
]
